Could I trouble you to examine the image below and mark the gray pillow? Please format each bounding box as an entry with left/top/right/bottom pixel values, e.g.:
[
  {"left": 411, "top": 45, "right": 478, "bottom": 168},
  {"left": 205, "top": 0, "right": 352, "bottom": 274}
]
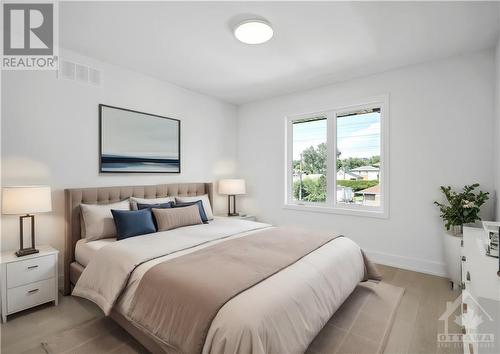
[
  {"left": 175, "top": 194, "right": 214, "bottom": 220},
  {"left": 81, "top": 200, "right": 130, "bottom": 241}
]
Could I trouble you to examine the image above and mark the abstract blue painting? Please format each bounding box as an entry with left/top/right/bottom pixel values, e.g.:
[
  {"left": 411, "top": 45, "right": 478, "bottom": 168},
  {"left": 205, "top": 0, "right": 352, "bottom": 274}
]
[{"left": 99, "top": 105, "right": 180, "bottom": 173}]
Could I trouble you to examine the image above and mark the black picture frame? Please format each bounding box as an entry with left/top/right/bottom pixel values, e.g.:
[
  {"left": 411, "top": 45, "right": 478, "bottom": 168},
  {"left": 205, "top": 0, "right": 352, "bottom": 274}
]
[{"left": 99, "top": 104, "right": 181, "bottom": 174}]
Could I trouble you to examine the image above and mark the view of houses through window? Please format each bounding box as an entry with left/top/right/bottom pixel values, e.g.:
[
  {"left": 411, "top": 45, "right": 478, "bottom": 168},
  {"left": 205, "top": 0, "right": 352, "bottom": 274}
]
[
  {"left": 336, "top": 108, "right": 381, "bottom": 207},
  {"left": 291, "top": 107, "right": 382, "bottom": 209}
]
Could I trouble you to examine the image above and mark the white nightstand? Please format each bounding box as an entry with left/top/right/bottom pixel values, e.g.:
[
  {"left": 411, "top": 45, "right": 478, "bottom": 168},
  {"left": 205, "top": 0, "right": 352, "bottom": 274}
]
[{"left": 1, "top": 245, "right": 59, "bottom": 322}]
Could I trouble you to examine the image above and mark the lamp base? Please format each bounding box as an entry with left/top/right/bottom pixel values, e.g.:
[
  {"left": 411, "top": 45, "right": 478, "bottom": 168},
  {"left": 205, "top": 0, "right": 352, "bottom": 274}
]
[
  {"left": 227, "top": 212, "right": 240, "bottom": 217},
  {"left": 16, "top": 248, "right": 39, "bottom": 257}
]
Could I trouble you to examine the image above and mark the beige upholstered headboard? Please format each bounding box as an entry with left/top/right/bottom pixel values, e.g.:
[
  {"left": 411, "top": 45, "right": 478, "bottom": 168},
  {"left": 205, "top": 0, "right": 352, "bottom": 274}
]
[{"left": 64, "top": 182, "right": 213, "bottom": 295}]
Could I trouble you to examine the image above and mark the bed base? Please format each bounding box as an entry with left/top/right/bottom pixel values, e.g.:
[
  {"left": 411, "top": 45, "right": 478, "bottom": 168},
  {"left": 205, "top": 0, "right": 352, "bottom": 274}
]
[{"left": 110, "top": 310, "right": 165, "bottom": 353}]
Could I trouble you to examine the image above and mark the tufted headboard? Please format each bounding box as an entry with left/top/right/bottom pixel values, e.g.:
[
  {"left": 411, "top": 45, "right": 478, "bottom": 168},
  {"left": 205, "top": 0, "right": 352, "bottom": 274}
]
[{"left": 64, "top": 182, "right": 213, "bottom": 294}]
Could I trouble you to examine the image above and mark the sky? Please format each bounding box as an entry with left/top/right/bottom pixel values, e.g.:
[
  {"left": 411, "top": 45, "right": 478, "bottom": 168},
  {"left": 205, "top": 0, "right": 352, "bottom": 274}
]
[
  {"left": 292, "top": 112, "right": 380, "bottom": 160},
  {"left": 101, "top": 106, "right": 179, "bottom": 158}
]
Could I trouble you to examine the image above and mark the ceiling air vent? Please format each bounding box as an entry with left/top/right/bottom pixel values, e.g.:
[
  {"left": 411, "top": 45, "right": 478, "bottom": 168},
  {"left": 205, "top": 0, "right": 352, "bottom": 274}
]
[{"left": 58, "top": 59, "right": 102, "bottom": 86}]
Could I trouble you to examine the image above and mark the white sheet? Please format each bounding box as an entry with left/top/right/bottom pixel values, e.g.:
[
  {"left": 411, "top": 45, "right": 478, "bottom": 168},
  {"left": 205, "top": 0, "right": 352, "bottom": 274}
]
[
  {"left": 75, "top": 238, "right": 116, "bottom": 267},
  {"left": 74, "top": 218, "right": 366, "bottom": 354}
]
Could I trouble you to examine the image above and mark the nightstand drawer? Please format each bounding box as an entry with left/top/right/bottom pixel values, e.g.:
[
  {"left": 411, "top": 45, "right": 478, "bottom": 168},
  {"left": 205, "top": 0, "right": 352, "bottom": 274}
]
[
  {"left": 7, "top": 278, "right": 56, "bottom": 314},
  {"left": 6, "top": 254, "right": 56, "bottom": 288}
]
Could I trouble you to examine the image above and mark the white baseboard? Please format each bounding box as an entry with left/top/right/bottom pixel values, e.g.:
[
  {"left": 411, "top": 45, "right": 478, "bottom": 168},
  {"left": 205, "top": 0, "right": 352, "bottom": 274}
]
[{"left": 366, "top": 250, "right": 447, "bottom": 277}]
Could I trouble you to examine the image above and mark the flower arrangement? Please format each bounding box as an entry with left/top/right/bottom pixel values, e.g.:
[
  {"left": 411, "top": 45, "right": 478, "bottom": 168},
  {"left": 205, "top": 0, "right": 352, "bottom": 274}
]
[{"left": 434, "top": 184, "right": 489, "bottom": 234}]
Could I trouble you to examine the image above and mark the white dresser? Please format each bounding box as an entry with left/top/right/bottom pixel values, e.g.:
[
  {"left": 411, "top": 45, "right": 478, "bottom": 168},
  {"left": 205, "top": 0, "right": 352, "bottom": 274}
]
[
  {"left": 461, "top": 227, "right": 500, "bottom": 354},
  {"left": 0, "top": 245, "right": 59, "bottom": 322}
]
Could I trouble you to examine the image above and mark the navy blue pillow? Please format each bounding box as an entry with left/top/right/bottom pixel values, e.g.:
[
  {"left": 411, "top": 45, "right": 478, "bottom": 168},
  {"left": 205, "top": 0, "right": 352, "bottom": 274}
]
[
  {"left": 111, "top": 209, "right": 157, "bottom": 240},
  {"left": 173, "top": 201, "right": 209, "bottom": 223},
  {"left": 137, "top": 202, "right": 173, "bottom": 210}
]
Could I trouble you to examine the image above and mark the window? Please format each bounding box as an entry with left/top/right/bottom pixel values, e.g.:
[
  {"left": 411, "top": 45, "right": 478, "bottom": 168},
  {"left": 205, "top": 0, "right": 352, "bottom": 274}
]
[
  {"left": 285, "top": 97, "right": 388, "bottom": 217},
  {"left": 292, "top": 117, "right": 327, "bottom": 203}
]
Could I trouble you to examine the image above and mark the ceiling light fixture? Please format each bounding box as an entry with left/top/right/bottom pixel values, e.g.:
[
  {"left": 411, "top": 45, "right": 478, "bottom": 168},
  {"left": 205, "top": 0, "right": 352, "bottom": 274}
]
[{"left": 234, "top": 19, "right": 273, "bottom": 45}]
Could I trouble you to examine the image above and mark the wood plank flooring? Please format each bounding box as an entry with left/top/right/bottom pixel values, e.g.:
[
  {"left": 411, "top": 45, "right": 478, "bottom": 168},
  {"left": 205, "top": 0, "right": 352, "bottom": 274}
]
[
  {"left": 379, "top": 265, "right": 462, "bottom": 354},
  {"left": 0, "top": 265, "right": 463, "bottom": 354}
]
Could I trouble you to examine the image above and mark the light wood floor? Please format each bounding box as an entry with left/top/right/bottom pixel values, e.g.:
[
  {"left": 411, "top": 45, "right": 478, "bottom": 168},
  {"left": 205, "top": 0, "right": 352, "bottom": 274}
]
[
  {"left": 1, "top": 265, "right": 462, "bottom": 354},
  {"left": 378, "top": 265, "right": 462, "bottom": 354}
]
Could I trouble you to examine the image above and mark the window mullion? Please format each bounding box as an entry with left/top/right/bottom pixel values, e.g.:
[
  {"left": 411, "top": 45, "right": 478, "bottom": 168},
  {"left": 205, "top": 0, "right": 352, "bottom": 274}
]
[
  {"left": 326, "top": 111, "right": 336, "bottom": 208},
  {"left": 285, "top": 118, "right": 293, "bottom": 205}
]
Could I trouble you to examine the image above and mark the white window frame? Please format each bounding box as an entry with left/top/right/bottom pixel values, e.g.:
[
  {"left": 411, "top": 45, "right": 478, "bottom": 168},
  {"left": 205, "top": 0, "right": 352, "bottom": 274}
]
[{"left": 284, "top": 95, "right": 389, "bottom": 219}]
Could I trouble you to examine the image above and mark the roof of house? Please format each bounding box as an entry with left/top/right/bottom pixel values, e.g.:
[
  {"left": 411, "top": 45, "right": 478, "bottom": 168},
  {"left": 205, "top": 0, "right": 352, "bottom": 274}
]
[
  {"left": 337, "top": 171, "right": 361, "bottom": 178},
  {"left": 355, "top": 184, "right": 380, "bottom": 195},
  {"left": 351, "top": 165, "right": 380, "bottom": 172}
]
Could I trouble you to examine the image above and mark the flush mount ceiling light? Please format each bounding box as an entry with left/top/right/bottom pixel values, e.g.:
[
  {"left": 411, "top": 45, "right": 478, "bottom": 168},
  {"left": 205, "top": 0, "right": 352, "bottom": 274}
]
[{"left": 234, "top": 19, "right": 273, "bottom": 44}]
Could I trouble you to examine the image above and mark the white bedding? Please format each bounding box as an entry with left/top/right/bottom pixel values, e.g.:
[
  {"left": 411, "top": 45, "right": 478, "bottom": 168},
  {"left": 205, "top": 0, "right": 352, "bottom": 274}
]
[
  {"left": 75, "top": 238, "right": 116, "bottom": 267},
  {"left": 74, "top": 218, "right": 366, "bottom": 354}
]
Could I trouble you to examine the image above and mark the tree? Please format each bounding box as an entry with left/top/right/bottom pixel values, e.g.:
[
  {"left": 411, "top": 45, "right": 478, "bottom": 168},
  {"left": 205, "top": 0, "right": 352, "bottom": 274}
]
[
  {"left": 302, "top": 143, "right": 327, "bottom": 174},
  {"left": 293, "top": 175, "right": 326, "bottom": 202},
  {"left": 293, "top": 141, "right": 380, "bottom": 178},
  {"left": 369, "top": 155, "right": 380, "bottom": 165},
  {"left": 293, "top": 159, "right": 301, "bottom": 172},
  {"left": 338, "top": 155, "right": 380, "bottom": 171}
]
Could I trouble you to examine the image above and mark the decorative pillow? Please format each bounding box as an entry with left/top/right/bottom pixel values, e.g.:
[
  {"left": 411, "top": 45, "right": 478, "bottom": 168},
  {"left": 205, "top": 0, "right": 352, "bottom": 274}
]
[
  {"left": 173, "top": 201, "right": 208, "bottom": 223},
  {"left": 137, "top": 202, "right": 173, "bottom": 210},
  {"left": 80, "top": 200, "right": 130, "bottom": 241},
  {"left": 111, "top": 209, "right": 157, "bottom": 240},
  {"left": 152, "top": 205, "right": 203, "bottom": 231},
  {"left": 130, "top": 196, "right": 176, "bottom": 210},
  {"left": 175, "top": 194, "right": 214, "bottom": 220}
]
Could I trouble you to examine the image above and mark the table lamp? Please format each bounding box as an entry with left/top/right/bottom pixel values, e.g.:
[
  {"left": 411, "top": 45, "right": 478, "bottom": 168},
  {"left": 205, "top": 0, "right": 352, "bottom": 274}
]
[
  {"left": 219, "top": 179, "right": 246, "bottom": 216},
  {"left": 2, "top": 186, "right": 52, "bottom": 257}
]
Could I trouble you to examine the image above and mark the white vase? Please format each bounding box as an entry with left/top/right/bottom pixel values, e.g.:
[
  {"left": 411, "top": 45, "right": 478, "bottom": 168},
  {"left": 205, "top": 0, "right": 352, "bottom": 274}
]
[{"left": 443, "top": 231, "right": 462, "bottom": 289}]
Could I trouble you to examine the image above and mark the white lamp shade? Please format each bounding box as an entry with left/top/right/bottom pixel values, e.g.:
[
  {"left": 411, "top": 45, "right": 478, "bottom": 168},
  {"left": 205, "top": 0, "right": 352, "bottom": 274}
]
[
  {"left": 2, "top": 186, "right": 52, "bottom": 215},
  {"left": 219, "top": 179, "right": 246, "bottom": 195}
]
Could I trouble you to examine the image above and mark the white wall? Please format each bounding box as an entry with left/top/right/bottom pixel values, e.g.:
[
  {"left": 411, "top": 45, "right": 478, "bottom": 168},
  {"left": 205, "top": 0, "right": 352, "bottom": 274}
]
[
  {"left": 2, "top": 47, "right": 497, "bottom": 281},
  {"left": 237, "top": 50, "right": 496, "bottom": 276},
  {"left": 1, "top": 49, "right": 238, "bottom": 280},
  {"left": 495, "top": 37, "right": 500, "bottom": 221}
]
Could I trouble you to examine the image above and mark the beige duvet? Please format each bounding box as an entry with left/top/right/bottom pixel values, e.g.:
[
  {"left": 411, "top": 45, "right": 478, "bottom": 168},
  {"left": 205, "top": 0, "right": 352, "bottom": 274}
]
[{"left": 74, "top": 218, "right": 371, "bottom": 354}]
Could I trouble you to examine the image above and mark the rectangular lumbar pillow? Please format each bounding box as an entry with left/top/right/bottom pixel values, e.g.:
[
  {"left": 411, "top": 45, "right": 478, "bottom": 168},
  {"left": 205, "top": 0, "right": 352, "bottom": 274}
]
[
  {"left": 111, "top": 209, "right": 157, "bottom": 240},
  {"left": 152, "top": 204, "right": 203, "bottom": 231},
  {"left": 136, "top": 201, "right": 173, "bottom": 210},
  {"left": 175, "top": 194, "right": 214, "bottom": 220},
  {"left": 173, "top": 200, "right": 208, "bottom": 223},
  {"left": 80, "top": 200, "right": 130, "bottom": 241},
  {"left": 130, "top": 196, "right": 176, "bottom": 210}
]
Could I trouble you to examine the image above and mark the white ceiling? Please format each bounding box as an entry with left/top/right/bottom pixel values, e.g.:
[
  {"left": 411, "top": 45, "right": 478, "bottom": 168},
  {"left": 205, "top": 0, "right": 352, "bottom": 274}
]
[{"left": 60, "top": 1, "right": 500, "bottom": 105}]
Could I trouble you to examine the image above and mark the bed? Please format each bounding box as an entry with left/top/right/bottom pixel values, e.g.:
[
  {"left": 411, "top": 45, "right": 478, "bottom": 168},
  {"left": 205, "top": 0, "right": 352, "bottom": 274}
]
[{"left": 65, "top": 182, "right": 380, "bottom": 354}]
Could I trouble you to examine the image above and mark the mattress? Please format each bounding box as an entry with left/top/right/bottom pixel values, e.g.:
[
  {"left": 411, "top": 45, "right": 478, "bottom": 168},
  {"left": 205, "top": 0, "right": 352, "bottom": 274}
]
[{"left": 75, "top": 238, "right": 116, "bottom": 267}]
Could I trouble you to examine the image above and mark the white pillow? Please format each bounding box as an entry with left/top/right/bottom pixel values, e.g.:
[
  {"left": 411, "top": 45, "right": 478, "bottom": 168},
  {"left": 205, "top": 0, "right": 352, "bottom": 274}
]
[
  {"left": 175, "top": 194, "right": 214, "bottom": 220},
  {"left": 81, "top": 200, "right": 130, "bottom": 241},
  {"left": 130, "top": 196, "right": 176, "bottom": 210}
]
